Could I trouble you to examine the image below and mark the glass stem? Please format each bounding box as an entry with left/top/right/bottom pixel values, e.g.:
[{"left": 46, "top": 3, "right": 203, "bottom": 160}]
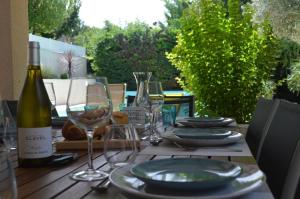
[{"left": 87, "top": 131, "right": 94, "bottom": 170}]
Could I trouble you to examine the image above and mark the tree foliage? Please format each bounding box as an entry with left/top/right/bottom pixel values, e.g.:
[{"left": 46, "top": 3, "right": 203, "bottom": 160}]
[
  {"left": 167, "top": 0, "right": 279, "bottom": 122},
  {"left": 54, "top": 0, "right": 82, "bottom": 41},
  {"left": 74, "top": 26, "right": 107, "bottom": 57},
  {"left": 252, "top": 0, "right": 300, "bottom": 43},
  {"left": 28, "top": 0, "right": 82, "bottom": 39},
  {"left": 93, "top": 22, "right": 178, "bottom": 89}
]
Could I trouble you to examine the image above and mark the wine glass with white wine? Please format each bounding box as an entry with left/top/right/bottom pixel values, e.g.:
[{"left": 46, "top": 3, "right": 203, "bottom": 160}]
[{"left": 67, "top": 76, "right": 112, "bottom": 181}]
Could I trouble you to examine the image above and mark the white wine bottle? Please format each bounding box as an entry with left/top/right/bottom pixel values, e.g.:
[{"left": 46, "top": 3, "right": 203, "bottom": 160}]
[{"left": 17, "top": 41, "right": 52, "bottom": 167}]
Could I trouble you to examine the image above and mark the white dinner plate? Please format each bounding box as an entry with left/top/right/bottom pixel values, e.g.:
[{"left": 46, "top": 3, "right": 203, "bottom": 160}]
[
  {"left": 110, "top": 162, "right": 265, "bottom": 199},
  {"left": 162, "top": 131, "right": 242, "bottom": 146},
  {"left": 177, "top": 118, "right": 234, "bottom": 128}
]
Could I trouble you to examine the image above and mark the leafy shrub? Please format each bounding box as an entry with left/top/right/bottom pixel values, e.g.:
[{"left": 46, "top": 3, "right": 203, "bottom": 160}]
[
  {"left": 167, "top": 0, "right": 279, "bottom": 122},
  {"left": 287, "top": 61, "right": 300, "bottom": 93},
  {"left": 272, "top": 39, "right": 300, "bottom": 95},
  {"left": 60, "top": 73, "right": 68, "bottom": 79}
]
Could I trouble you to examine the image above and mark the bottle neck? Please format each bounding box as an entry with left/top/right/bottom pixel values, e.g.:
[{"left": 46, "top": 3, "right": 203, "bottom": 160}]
[{"left": 28, "top": 46, "right": 40, "bottom": 66}]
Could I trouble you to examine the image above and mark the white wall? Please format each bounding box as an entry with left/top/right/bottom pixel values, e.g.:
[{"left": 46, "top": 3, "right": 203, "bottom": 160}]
[{"left": 29, "top": 34, "right": 87, "bottom": 78}]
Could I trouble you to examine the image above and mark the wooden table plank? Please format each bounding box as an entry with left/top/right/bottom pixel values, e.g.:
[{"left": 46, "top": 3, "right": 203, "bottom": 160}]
[
  {"left": 54, "top": 152, "right": 146, "bottom": 199},
  {"left": 20, "top": 152, "right": 119, "bottom": 199},
  {"left": 17, "top": 151, "right": 103, "bottom": 199},
  {"left": 82, "top": 154, "right": 154, "bottom": 199},
  {"left": 16, "top": 151, "right": 87, "bottom": 186},
  {"left": 54, "top": 162, "right": 111, "bottom": 199}
]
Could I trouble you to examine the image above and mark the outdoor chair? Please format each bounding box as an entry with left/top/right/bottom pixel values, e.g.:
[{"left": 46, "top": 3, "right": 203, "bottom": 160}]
[
  {"left": 256, "top": 99, "right": 300, "bottom": 199},
  {"left": 245, "top": 97, "right": 279, "bottom": 158},
  {"left": 280, "top": 139, "right": 300, "bottom": 199}
]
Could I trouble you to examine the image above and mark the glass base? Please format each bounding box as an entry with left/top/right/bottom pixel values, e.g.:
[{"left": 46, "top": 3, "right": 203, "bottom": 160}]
[{"left": 70, "top": 169, "right": 108, "bottom": 181}]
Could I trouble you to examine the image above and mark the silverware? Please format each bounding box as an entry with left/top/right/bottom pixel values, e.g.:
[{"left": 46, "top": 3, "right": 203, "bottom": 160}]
[
  {"left": 91, "top": 177, "right": 111, "bottom": 192},
  {"left": 149, "top": 134, "right": 163, "bottom": 146}
]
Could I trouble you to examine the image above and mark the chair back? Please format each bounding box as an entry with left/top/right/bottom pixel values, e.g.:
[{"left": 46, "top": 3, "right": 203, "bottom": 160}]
[
  {"left": 245, "top": 97, "right": 279, "bottom": 158},
  {"left": 257, "top": 100, "right": 300, "bottom": 198},
  {"left": 281, "top": 139, "right": 300, "bottom": 199},
  {"left": 108, "top": 84, "right": 126, "bottom": 111}
]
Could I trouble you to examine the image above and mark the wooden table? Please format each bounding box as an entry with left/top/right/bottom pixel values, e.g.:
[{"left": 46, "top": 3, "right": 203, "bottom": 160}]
[{"left": 14, "top": 125, "right": 274, "bottom": 199}]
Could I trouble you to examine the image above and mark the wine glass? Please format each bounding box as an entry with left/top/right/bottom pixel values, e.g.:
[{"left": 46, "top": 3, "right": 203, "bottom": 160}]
[
  {"left": 67, "top": 76, "right": 112, "bottom": 181},
  {"left": 103, "top": 124, "right": 138, "bottom": 169},
  {"left": 148, "top": 81, "right": 164, "bottom": 145},
  {"left": 44, "top": 82, "right": 56, "bottom": 111},
  {"left": 0, "top": 147, "right": 17, "bottom": 199},
  {"left": 0, "top": 97, "right": 17, "bottom": 199},
  {"left": 0, "top": 100, "right": 17, "bottom": 151}
]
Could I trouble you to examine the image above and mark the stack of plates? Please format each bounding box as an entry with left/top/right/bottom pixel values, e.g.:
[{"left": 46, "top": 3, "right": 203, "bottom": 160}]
[
  {"left": 162, "top": 128, "right": 242, "bottom": 146},
  {"left": 110, "top": 158, "right": 265, "bottom": 199},
  {"left": 177, "top": 117, "right": 235, "bottom": 128}
]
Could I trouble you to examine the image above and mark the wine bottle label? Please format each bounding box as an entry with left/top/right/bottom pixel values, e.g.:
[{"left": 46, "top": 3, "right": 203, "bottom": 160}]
[{"left": 18, "top": 127, "right": 52, "bottom": 158}]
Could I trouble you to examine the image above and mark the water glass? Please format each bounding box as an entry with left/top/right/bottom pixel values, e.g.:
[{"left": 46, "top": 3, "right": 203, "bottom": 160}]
[
  {"left": 104, "top": 124, "right": 138, "bottom": 169},
  {"left": 0, "top": 148, "right": 17, "bottom": 199}
]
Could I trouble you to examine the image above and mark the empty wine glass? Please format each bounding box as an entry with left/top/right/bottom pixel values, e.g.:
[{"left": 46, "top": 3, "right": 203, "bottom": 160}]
[
  {"left": 0, "top": 97, "right": 17, "bottom": 199},
  {"left": 67, "top": 76, "right": 112, "bottom": 181},
  {"left": 44, "top": 82, "right": 56, "bottom": 111},
  {"left": 0, "top": 100, "right": 17, "bottom": 151},
  {"left": 103, "top": 124, "right": 138, "bottom": 169},
  {"left": 148, "top": 81, "right": 164, "bottom": 145}
]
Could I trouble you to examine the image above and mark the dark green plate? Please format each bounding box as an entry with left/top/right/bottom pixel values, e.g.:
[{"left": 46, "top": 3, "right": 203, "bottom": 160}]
[
  {"left": 130, "top": 158, "right": 242, "bottom": 190},
  {"left": 185, "top": 117, "right": 224, "bottom": 122}
]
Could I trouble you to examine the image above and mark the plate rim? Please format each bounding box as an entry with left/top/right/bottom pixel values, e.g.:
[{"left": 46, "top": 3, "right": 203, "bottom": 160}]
[
  {"left": 177, "top": 118, "right": 234, "bottom": 127},
  {"left": 162, "top": 131, "right": 242, "bottom": 146},
  {"left": 173, "top": 128, "right": 232, "bottom": 139},
  {"left": 110, "top": 163, "right": 265, "bottom": 199},
  {"left": 184, "top": 117, "right": 225, "bottom": 122}
]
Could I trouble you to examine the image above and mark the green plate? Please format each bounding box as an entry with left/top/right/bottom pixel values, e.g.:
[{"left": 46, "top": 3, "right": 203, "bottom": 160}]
[
  {"left": 130, "top": 158, "right": 242, "bottom": 190},
  {"left": 185, "top": 117, "right": 224, "bottom": 122}
]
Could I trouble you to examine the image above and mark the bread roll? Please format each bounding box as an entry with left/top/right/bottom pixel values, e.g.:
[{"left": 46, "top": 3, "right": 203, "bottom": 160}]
[
  {"left": 112, "top": 111, "right": 129, "bottom": 124},
  {"left": 62, "top": 120, "right": 86, "bottom": 140},
  {"left": 61, "top": 111, "right": 129, "bottom": 140}
]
